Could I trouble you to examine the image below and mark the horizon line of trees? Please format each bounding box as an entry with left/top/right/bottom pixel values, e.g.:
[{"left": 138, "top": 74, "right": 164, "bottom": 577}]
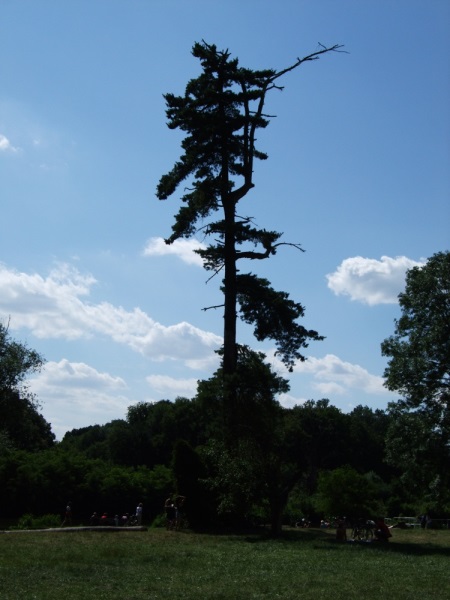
[
  {"left": 0, "top": 391, "right": 401, "bottom": 525},
  {"left": 1, "top": 387, "right": 447, "bottom": 530}
]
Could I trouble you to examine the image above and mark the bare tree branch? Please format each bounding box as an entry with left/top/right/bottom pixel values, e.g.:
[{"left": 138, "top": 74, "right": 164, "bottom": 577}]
[
  {"left": 202, "top": 303, "right": 225, "bottom": 312},
  {"left": 236, "top": 242, "right": 304, "bottom": 261},
  {"left": 271, "top": 44, "right": 346, "bottom": 82}
]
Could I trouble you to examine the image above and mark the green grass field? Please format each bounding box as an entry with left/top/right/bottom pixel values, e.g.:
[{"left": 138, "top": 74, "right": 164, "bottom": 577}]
[{"left": 0, "top": 527, "right": 448, "bottom": 599}]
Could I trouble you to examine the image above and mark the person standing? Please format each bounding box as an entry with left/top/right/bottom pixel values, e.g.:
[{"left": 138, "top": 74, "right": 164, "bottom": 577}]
[
  {"left": 61, "top": 502, "right": 72, "bottom": 527},
  {"left": 136, "top": 502, "right": 143, "bottom": 525},
  {"left": 165, "top": 496, "right": 175, "bottom": 530},
  {"left": 174, "top": 495, "right": 186, "bottom": 530}
]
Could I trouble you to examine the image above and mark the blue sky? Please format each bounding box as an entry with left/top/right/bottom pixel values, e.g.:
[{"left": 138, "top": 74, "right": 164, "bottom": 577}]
[{"left": 1, "top": 0, "right": 449, "bottom": 439}]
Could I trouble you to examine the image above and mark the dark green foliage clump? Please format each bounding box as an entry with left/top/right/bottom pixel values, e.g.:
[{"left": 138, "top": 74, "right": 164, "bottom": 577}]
[
  {"left": 0, "top": 321, "right": 54, "bottom": 452},
  {"left": 382, "top": 251, "right": 450, "bottom": 513}
]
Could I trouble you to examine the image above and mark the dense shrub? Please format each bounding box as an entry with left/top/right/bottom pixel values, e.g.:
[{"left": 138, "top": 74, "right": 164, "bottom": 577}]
[{"left": 11, "top": 513, "right": 61, "bottom": 530}]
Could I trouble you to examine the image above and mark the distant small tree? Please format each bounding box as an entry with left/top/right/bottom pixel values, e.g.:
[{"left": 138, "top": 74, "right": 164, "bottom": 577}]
[
  {"left": 316, "top": 466, "right": 383, "bottom": 519},
  {"left": 157, "top": 41, "right": 343, "bottom": 438}
]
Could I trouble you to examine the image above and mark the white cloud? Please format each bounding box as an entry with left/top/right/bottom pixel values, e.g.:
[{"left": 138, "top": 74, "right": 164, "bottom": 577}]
[
  {"left": 0, "top": 262, "right": 222, "bottom": 367},
  {"left": 0, "top": 133, "right": 18, "bottom": 153},
  {"left": 277, "top": 392, "right": 308, "bottom": 409},
  {"left": 30, "top": 359, "right": 131, "bottom": 440},
  {"left": 146, "top": 374, "right": 199, "bottom": 397},
  {"left": 267, "top": 350, "right": 388, "bottom": 398},
  {"left": 313, "top": 381, "right": 346, "bottom": 396},
  {"left": 0, "top": 263, "right": 97, "bottom": 339},
  {"left": 36, "top": 359, "right": 127, "bottom": 390},
  {"left": 293, "top": 353, "right": 388, "bottom": 396},
  {"left": 326, "top": 255, "right": 425, "bottom": 305},
  {"left": 142, "top": 237, "right": 205, "bottom": 266}
]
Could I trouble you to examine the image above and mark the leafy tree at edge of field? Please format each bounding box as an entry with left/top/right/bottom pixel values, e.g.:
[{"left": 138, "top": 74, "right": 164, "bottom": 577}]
[
  {"left": 381, "top": 251, "right": 450, "bottom": 513},
  {"left": 0, "top": 320, "right": 54, "bottom": 452}
]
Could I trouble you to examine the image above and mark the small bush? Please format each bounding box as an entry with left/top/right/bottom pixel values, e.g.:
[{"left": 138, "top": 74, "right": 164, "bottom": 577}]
[
  {"left": 151, "top": 513, "right": 167, "bottom": 528},
  {"left": 11, "top": 513, "right": 61, "bottom": 530}
]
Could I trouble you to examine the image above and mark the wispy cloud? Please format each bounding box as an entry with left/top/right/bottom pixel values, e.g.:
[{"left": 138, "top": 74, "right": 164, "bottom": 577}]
[
  {"left": 0, "top": 262, "right": 222, "bottom": 368},
  {"left": 326, "top": 255, "right": 425, "bottom": 305},
  {"left": 29, "top": 359, "right": 132, "bottom": 439},
  {"left": 34, "top": 359, "right": 127, "bottom": 391},
  {"left": 142, "top": 237, "right": 205, "bottom": 266},
  {"left": 277, "top": 392, "right": 309, "bottom": 410},
  {"left": 146, "top": 374, "right": 199, "bottom": 397},
  {"left": 0, "top": 133, "right": 19, "bottom": 153}
]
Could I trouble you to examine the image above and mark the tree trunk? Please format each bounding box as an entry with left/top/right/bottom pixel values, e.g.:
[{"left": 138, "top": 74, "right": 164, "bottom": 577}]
[
  {"left": 222, "top": 196, "right": 238, "bottom": 441},
  {"left": 222, "top": 206, "right": 237, "bottom": 376},
  {"left": 218, "top": 66, "right": 239, "bottom": 442},
  {"left": 269, "top": 490, "right": 289, "bottom": 537}
]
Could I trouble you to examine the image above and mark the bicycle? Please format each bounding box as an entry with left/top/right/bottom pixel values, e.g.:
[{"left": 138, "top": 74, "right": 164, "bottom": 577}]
[{"left": 351, "top": 519, "right": 374, "bottom": 541}]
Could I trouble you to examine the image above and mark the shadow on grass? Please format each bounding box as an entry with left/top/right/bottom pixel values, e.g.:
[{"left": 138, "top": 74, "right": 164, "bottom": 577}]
[
  {"left": 240, "top": 528, "right": 450, "bottom": 558},
  {"left": 243, "top": 528, "right": 331, "bottom": 544},
  {"left": 321, "top": 537, "right": 450, "bottom": 558}
]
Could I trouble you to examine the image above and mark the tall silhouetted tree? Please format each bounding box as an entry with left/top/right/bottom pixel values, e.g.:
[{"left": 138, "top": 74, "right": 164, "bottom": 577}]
[{"left": 157, "top": 41, "right": 343, "bottom": 438}]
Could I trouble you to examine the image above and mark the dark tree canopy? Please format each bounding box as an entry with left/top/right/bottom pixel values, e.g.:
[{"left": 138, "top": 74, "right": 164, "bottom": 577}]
[
  {"left": 0, "top": 321, "right": 54, "bottom": 451},
  {"left": 381, "top": 251, "right": 450, "bottom": 415},
  {"left": 0, "top": 321, "right": 43, "bottom": 391},
  {"left": 157, "top": 41, "right": 342, "bottom": 385},
  {"left": 381, "top": 251, "right": 450, "bottom": 510}
]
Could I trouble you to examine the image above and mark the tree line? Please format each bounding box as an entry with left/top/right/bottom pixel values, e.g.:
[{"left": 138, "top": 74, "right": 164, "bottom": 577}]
[{"left": 0, "top": 381, "right": 396, "bottom": 529}]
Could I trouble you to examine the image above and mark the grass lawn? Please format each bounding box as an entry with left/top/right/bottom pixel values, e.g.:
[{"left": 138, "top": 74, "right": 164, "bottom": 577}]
[{"left": 0, "top": 526, "right": 448, "bottom": 599}]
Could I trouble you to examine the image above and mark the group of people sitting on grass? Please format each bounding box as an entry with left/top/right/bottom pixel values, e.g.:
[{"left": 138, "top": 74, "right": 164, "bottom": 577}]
[
  {"left": 374, "top": 517, "right": 393, "bottom": 541},
  {"left": 89, "top": 502, "right": 143, "bottom": 527},
  {"left": 335, "top": 517, "right": 393, "bottom": 542}
]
